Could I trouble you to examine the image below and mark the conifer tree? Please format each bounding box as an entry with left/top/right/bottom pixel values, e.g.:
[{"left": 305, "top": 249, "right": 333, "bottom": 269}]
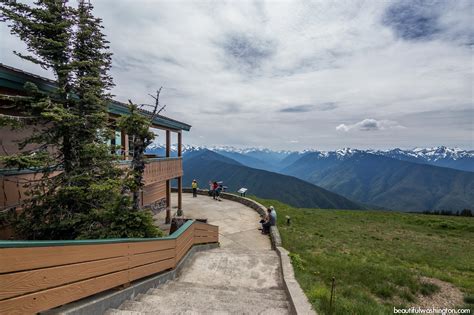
[
  {"left": 118, "top": 94, "right": 160, "bottom": 212},
  {"left": 0, "top": 0, "right": 160, "bottom": 239}
]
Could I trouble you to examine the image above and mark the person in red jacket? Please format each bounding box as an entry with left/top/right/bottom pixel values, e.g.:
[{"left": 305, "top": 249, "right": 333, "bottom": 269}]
[{"left": 212, "top": 181, "right": 218, "bottom": 200}]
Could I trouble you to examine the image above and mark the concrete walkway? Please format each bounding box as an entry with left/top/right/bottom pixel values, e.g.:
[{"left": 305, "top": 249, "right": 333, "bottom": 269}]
[
  {"left": 161, "top": 193, "right": 272, "bottom": 250},
  {"left": 105, "top": 193, "right": 291, "bottom": 314}
]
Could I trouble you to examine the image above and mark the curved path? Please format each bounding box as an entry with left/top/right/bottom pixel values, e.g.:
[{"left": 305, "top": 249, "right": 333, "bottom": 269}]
[
  {"left": 105, "top": 193, "right": 291, "bottom": 314},
  {"left": 169, "top": 193, "right": 271, "bottom": 250}
]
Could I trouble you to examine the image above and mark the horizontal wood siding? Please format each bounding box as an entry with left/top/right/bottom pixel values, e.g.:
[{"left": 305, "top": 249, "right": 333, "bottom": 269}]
[
  {"left": 142, "top": 181, "right": 166, "bottom": 207},
  {"left": 0, "top": 256, "right": 129, "bottom": 300},
  {"left": 1, "top": 158, "right": 181, "bottom": 211},
  {"left": 0, "top": 172, "right": 60, "bottom": 210},
  {"left": 0, "top": 222, "right": 218, "bottom": 314},
  {"left": 129, "top": 248, "right": 175, "bottom": 268},
  {"left": 0, "top": 243, "right": 129, "bottom": 274},
  {"left": 143, "top": 158, "right": 182, "bottom": 185},
  {"left": 0, "top": 270, "right": 129, "bottom": 315},
  {"left": 128, "top": 258, "right": 175, "bottom": 282},
  {"left": 194, "top": 222, "right": 219, "bottom": 245},
  {"left": 176, "top": 225, "right": 194, "bottom": 262},
  {"left": 128, "top": 239, "right": 175, "bottom": 255}
]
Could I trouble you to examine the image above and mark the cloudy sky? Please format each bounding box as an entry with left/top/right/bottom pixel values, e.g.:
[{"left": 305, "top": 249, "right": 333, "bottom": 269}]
[{"left": 1, "top": 0, "right": 473, "bottom": 150}]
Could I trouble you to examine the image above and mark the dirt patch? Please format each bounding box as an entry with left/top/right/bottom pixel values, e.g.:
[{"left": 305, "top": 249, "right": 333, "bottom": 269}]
[{"left": 411, "top": 277, "right": 464, "bottom": 311}]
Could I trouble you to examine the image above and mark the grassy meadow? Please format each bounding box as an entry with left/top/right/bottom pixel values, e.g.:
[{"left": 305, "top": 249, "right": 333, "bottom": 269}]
[{"left": 252, "top": 197, "right": 474, "bottom": 315}]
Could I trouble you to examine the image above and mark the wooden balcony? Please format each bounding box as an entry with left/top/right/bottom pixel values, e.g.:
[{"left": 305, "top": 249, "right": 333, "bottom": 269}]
[
  {"left": 0, "top": 157, "right": 183, "bottom": 211},
  {"left": 143, "top": 157, "right": 182, "bottom": 185}
]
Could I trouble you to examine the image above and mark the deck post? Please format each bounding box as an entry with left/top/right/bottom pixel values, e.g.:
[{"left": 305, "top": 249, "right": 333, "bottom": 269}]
[
  {"left": 121, "top": 131, "right": 129, "bottom": 160},
  {"left": 177, "top": 131, "right": 183, "bottom": 216},
  {"left": 166, "top": 130, "right": 171, "bottom": 157},
  {"left": 165, "top": 130, "right": 171, "bottom": 223}
]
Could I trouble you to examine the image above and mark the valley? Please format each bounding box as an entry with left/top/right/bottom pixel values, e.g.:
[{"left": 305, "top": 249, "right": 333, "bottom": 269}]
[{"left": 150, "top": 145, "right": 474, "bottom": 212}]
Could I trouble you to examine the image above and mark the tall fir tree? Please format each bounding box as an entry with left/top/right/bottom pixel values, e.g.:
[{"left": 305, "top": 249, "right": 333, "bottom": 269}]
[
  {"left": 0, "top": 0, "right": 160, "bottom": 239},
  {"left": 118, "top": 88, "right": 165, "bottom": 212},
  {"left": 118, "top": 101, "right": 156, "bottom": 211}
]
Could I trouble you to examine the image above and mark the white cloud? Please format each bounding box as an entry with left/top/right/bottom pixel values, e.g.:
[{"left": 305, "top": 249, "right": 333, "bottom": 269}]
[
  {"left": 0, "top": 0, "right": 472, "bottom": 150},
  {"left": 336, "top": 119, "right": 405, "bottom": 132}
]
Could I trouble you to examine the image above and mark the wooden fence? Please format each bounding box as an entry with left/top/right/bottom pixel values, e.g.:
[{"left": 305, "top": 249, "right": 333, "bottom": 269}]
[{"left": 0, "top": 220, "right": 218, "bottom": 314}]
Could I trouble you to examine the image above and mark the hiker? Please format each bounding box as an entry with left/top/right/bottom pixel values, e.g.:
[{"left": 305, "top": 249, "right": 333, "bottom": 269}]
[
  {"left": 208, "top": 181, "right": 213, "bottom": 196},
  {"left": 212, "top": 181, "right": 219, "bottom": 200},
  {"left": 192, "top": 179, "right": 198, "bottom": 197},
  {"left": 215, "top": 183, "right": 223, "bottom": 201},
  {"left": 261, "top": 208, "right": 275, "bottom": 234}
]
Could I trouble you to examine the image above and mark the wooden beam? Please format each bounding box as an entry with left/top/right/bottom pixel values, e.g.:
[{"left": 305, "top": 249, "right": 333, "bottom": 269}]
[
  {"left": 165, "top": 180, "right": 171, "bottom": 224},
  {"left": 123, "top": 132, "right": 129, "bottom": 160},
  {"left": 177, "top": 131, "right": 182, "bottom": 157},
  {"left": 166, "top": 130, "right": 170, "bottom": 158},
  {"left": 177, "top": 131, "right": 183, "bottom": 215},
  {"left": 177, "top": 176, "right": 183, "bottom": 215}
]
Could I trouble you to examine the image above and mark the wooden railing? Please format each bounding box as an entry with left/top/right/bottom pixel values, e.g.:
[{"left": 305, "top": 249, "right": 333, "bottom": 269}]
[
  {"left": 142, "top": 157, "right": 183, "bottom": 185},
  {"left": 0, "top": 157, "right": 182, "bottom": 211},
  {"left": 0, "top": 220, "right": 218, "bottom": 314}
]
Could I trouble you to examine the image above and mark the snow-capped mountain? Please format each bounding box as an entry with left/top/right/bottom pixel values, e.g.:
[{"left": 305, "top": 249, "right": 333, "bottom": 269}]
[
  {"left": 372, "top": 147, "right": 474, "bottom": 172},
  {"left": 146, "top": 144, "right": 473, "bottom": 172},
  {"left": 300, "top": 146, "right": 474, "bottom": 171},
  {"left": 390, "top": 146, "right": 473, "bottom": 161}
]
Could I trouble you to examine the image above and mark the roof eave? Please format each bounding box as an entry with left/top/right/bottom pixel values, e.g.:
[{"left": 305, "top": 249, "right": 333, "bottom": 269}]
[{"left": 0, "top": 63, "right": 192, "bottom": 131}]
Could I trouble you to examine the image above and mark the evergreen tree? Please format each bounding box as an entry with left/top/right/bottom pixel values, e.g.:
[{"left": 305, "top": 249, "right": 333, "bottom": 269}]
[
  {"left": 118, "top": 89, "right": 163, "bottom": 212},
  {"left": 0, "top": 0, "right": 160, "bottom": 239}
]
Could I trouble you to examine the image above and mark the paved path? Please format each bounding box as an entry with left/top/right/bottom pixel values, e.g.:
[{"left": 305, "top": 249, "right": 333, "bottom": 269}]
[
  {"left": 105, "top": 193, "right": 290, "bottom": 314},
  {"left": 167, "top": 193, "right": 271, "bottom": 250}
]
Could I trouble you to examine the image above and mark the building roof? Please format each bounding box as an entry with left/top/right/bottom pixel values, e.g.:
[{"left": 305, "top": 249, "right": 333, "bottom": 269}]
[{"left": 0, "top": 63, "right": 191, "bottom": 131}]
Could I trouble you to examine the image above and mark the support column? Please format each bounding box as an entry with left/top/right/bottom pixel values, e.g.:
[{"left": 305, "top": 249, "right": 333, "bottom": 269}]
[
  {"left": 177, "top": 131, "right": 183, "bottom": 216},
  {"left": 166, "top": 130, "right": 171, "bottom": 158},
  {"left": 165, "top": 180, "right": 171, "bottom": 224},
  {"left": 177, "top": 177, "right": 183, "bottom": 216},
  {"left": 177, "top": 131, "right": 182, "bottom": 157},
  {"left": 121, "top": 131, "right": 129, "bottom": 160},
  {"left": 165, "top": 130, "right": 171, "bottom": 223}
]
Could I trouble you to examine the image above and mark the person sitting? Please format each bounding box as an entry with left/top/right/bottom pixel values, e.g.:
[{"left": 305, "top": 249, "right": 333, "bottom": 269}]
[
  {"left": 269, "top": 206, "right": 277, "bottom": 222},
  {"left": 259, "top": 212, "right": 268, "bottom": 231},
  {"left": 261, "top": 208, "right": 275, "bottom": 234}
]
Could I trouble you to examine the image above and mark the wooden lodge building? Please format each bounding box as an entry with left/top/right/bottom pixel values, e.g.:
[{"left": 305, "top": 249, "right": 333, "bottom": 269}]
[{"left": 0, "top": 63, "right": 191, "bottom": 233}]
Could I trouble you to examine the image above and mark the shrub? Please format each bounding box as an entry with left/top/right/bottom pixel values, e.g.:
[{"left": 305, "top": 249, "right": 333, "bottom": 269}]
[{"left": 289, "top": 252, "right": 306, "bottom": 270}]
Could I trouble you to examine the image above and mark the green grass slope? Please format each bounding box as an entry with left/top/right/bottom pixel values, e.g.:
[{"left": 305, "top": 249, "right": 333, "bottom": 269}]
[{"left": 252, "top": 197, "right": 474, "bottom": 314}]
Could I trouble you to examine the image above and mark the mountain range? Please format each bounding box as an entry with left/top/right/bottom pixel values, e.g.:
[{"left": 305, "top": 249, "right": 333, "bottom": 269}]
[
  {"left": 148, "top": 145, "right": 474, "bottom": 211},
  {"left": 282, "top": 151, "right": 474, "bottom": 211},
  {"left": 181, "top": 149, "right": 363, "bottom": 210},
  {"left": 148, "top": 145, "right": 474, "bottom": 172}
]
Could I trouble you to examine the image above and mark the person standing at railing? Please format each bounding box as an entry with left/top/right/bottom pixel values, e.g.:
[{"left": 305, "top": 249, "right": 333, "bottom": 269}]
[{"left": 192, "top": 179, "right": 198, "bottom": 197}]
